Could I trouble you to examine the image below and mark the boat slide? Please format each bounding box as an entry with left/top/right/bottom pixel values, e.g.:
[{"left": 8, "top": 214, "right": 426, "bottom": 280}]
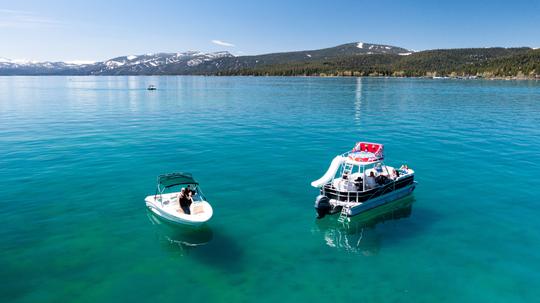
[{"left": 311, "top": 156, "right": 345, "bottom": 188}]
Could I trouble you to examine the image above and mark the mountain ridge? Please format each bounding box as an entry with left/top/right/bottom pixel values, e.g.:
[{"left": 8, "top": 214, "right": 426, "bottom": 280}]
[
  {"left": 0, "top": 42, "right": 411, "bottom": 75},
  {"left": 1, "top": 42, "right": 538, "bottom": 78}
]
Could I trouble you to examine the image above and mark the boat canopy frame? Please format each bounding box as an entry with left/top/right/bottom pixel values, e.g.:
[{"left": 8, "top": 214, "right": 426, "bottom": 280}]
[
  {"left": 335, "top": 159, "right": 395, "bottom": 192},
  {"left": 154, "top": 172, "right": 205, "bottom": 206}
]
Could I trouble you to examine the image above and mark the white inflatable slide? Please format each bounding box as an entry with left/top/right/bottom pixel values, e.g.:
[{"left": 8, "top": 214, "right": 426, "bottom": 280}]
[{"left": 311, "top": 156, "right": 344, "bottom": 188}]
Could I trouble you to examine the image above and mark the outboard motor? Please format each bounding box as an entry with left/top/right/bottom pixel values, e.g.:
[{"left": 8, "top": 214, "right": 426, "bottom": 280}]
[{"left": 314, "top": 195, "right": 331, "bottom": 219}]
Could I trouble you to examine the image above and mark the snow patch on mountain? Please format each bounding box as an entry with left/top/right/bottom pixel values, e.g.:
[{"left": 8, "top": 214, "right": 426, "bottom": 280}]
[
  {"left": 357, "top": 42, "right": 364, "bottom": 49},
  {"left": 65, "top": 60, "right": 95, "bottom": 65},
  {"left": 187, "top": 59, "right": 203, "bottom": 66},
  {"left": 105, "top": 60, "right": 125, "bottom": 68}
]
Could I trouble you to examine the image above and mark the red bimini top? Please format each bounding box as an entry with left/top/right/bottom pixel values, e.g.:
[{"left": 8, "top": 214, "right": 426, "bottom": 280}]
[{"left": 348, "top": 142, "right": 384, "bottom": 163}]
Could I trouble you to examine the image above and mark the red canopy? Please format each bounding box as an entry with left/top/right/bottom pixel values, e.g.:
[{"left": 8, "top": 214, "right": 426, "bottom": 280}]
[{"left": 349, "top": 142, "right": 384, "bottom": 162}]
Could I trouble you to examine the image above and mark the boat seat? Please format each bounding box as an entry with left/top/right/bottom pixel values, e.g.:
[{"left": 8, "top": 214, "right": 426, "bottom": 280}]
[
  {"left": 350, "top": 172, "right": 362, "bottom": 180},
  {"left": 192, "top": 204, "right": 205, "bottom": 215}
]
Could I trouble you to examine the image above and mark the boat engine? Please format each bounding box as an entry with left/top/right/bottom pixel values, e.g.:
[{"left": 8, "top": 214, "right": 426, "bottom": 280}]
[{"left": 315, "top": 195, "right": 331, "bottom": 219}]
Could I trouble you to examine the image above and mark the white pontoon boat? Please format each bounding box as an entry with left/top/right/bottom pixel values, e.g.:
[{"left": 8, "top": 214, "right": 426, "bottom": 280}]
[
  {"left": 311, "top": 142, "right": 416, "bottom": 222},
  {"left": 145, "top": 172, "right": 213, "bottom": 226}
]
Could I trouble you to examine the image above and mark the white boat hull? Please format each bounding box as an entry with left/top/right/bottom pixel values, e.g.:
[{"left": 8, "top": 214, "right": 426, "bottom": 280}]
[
  {"left": 334, "top": 183, "right": 416, "bottom": 217},
  {"left": 145, "top": 192, "right": 213, "bottom": 226}
]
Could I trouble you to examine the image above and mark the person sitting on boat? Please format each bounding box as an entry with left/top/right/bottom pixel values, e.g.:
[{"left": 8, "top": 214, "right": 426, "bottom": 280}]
[
  {"left": 354, "top": 175, "right": 363, "bottom": 191},
  {"left": 366, "top": 171, "right": 377, "bottom": 189},
  {"left": 400, "top": 164, "right": 409, "bottom": 173},
  {"left": 376, "top": 173, "right": 389, "bottom": 185},
  {"left": 391, "top": 169, "right": 400, "bottom": 179}
]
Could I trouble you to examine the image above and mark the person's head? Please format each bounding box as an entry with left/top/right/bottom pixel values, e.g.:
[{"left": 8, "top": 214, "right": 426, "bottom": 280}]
[
  {"left": 370, "top": 171, "right": 375, "bottom": 177},
  {"left": 181, "top": 188, "right": 185, "bottom": 193}
]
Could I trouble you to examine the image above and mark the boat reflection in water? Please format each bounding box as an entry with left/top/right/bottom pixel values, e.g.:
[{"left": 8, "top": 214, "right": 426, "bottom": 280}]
[
  {"left": 314, "top": 197, "right": 415, "bottom": 255},
  {"left": 147, "top": 211, "right": 213, "bottom": 254}
]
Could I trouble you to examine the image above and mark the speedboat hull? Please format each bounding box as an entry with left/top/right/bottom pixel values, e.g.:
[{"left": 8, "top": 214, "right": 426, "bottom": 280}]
[{"left": 145, "top": 193, "right": 213, "bottom": 226}]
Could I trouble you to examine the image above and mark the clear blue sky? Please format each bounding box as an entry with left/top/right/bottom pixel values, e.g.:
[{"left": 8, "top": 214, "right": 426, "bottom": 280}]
[{"left": 1, "top": 0, "right": 539, "bottom": 61}]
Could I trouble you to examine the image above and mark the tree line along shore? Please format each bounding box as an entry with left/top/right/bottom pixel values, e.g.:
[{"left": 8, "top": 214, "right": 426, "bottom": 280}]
[{"left": 211, "top": 48, "right": 540, "bottom": 79}]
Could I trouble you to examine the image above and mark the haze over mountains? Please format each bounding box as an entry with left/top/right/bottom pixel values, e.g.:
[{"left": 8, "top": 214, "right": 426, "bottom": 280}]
[{"left": 1, "top": 42, "right": 538, "bottom": 78}]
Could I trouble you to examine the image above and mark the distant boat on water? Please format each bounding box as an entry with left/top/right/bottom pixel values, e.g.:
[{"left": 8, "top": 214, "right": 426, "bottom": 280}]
[{"left": 147, "top": 85, "right": 157, "bottom": 90}]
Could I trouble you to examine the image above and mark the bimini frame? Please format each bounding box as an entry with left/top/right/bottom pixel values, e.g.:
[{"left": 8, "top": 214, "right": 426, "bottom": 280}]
[
  {"left": 153, "top": 172, "right": 206, "bottom": 207},
  {"left": 324, "top": 151, "right": 398, "bottom": 203}
]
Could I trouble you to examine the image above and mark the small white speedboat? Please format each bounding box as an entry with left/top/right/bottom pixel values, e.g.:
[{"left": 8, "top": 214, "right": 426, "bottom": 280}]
[{"left": 145, "top": 172, "right": 213, "bottom": 226}]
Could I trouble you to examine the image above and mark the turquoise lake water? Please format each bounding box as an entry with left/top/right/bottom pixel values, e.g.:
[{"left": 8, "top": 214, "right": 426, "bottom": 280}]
[{"left": 1, "top": 76, "right": 540, "bottom": 302}]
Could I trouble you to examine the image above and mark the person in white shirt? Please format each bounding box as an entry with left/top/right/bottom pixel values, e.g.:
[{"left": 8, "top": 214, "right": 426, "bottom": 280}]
[{"left": 365, "top": 171, "right": 377, "bottom": 189}]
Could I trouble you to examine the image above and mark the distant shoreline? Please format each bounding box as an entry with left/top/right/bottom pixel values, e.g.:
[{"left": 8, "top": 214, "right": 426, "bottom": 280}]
[
  {"left": 1, "top": 74, "right": 539, "bottom": 81},
  {"left": 1, "top": 43, "right": 539, "bottom": 79}
]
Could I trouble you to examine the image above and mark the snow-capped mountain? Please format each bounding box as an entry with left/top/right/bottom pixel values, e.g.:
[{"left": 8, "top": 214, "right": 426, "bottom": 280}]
[
  {"left": 200, "top": 42, "right": 413, "bottom": 72},
  {"left": 355, "top": 42, "right": 412, "bottom": 55},
  {"left": 0, "top": 43, "right": 413, "bottom": 75},
  {"left": 91, "top": 51, "right": 233, "bottom": 75},
  {"left": 0, "top": 51, "right": 234, "bottom": 75},
  {"left": 0, "top": 57, "right": 94, "bottom": 75}
]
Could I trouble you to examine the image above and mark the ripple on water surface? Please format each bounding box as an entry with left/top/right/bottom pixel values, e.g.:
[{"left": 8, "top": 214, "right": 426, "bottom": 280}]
[{"left": 1, "top": 76, "right": 540, "bottom": 302}]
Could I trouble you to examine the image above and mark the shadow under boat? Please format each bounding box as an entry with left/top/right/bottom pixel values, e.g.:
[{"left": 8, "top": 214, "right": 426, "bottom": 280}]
[
  {"left": 314, "top": 196, "right": 416, "bottom": 255},
  {"left": 147, "top": 210, "right": 214, "bottom": 253},
  {"left": 146, "top": 210, "right": 244, "bottom": 270}
]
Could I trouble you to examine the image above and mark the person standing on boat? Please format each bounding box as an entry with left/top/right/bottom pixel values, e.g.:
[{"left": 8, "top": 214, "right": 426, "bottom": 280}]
[
  {"left": 366, "top": 171, "right": 377, "bottom": 189},
  {"left": 186, "top": 191, "right": 193, "bottom": 211},
  {"left": 178, "top": 188, "right": 191, "bottom": 214},
  {"left": 186, "top": 185, "right": 194, "bottom": 196}
]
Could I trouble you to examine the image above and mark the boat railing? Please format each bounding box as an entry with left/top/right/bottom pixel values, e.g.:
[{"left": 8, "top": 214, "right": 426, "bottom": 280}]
[
  {"left": 322, "top": 184, "right": 362, "bottom": 203},
  {"left": 322, "top": 180, "right": 398, "bottom": 203}
]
